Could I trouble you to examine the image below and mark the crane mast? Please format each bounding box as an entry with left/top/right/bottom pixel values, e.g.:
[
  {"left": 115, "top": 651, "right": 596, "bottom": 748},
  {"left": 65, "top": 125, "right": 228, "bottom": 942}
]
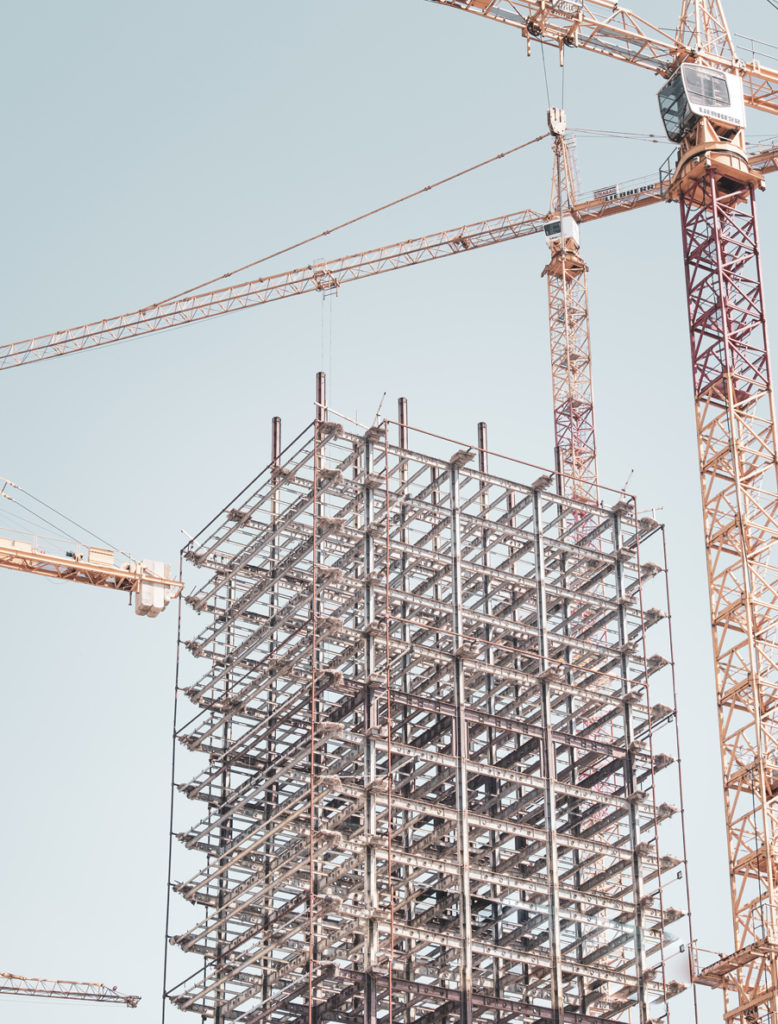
[
  {"left": 676, "top": 0, "right": 735, "bottom": 62},
  {"left": 661, "top": 6, "right": 778, "bottom": 1023},
  {"left": 543, "top": 108, "right": 598, "bottom": 505},
  {"left": 5, "top": 8, "right": 778, "bottom": 1012}
]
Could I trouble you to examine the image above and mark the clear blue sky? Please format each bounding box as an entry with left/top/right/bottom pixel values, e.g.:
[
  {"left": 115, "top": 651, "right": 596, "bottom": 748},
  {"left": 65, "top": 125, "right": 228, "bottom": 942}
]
[{"left": 1, "top": 2, "right": 777, "bottom": 1022}]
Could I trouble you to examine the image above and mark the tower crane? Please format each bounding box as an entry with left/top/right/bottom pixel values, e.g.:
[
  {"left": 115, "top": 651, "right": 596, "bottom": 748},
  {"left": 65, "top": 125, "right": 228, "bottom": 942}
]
[
  {"left": 426, "top": 0, "right": 778, "bottom": 116},
  {"left": 0, "top": 971, "right": 140, "bottom": 1007},
  {"left": 425, "top": 3, "right": 778, "bottom": 1023},
  {"left": 0, "top": 538, "right": 181, "bottom": 615}
]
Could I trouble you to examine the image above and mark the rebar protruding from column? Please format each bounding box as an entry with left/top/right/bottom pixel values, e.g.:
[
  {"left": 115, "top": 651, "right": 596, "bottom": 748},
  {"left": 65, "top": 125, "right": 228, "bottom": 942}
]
[
  {"left": 398, "top": 398, "right": 409, "bottom": 450},
  {"left": 316, "top": 372, "right": 327, "bottom": 422},
  {"left": 477, "top": 422, "right": 488, "bottom": 474},
  {"left": 272, "top": 416, "right": 282, "bottom": 467}
]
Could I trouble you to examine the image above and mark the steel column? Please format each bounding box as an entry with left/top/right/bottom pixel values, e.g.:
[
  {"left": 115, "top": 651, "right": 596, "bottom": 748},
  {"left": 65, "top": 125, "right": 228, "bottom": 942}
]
[{"left": 449, "top": 458, "right": 474, "bottom": 1024}]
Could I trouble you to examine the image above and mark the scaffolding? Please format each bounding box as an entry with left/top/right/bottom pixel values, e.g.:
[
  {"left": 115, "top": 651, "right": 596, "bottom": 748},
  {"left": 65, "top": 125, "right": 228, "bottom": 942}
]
[{"left": 165, "top": 379, "right": 692, "bottom": 1024}]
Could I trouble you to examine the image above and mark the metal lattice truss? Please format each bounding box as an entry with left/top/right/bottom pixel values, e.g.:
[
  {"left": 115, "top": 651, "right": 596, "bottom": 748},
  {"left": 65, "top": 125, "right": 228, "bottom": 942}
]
[
  {"left": 676, "top": 0, "right": 734, "bottom": 59},
  {"left": 682, "top": 173, "right": 778, "bottom": 1023},
  {"left": 2, "top": 139, "right": 777, "bottom": 373},
  {"left": 0, "top": 972, "right": 140, "bottom": 1007},
  {"left": 166, "top": 414, "right": 688, "bottom": 1024}
]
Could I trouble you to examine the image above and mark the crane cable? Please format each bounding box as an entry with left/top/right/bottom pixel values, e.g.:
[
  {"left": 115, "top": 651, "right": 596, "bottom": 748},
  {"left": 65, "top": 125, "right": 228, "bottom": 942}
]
[
  {"left": 0, "top": 488, "right": 85, "bottom": 548},
  {"left": 570, "top": 127, "right": 668, "bottom": 143},
  {"left": 540, "top": 44, "right": 552, "bottom": 108},
  {"left": 147, "top": 132, "right": 552, "bottom": 308},
  {"left": 0, "top": 478, "right": 130, "bottom": 558}
]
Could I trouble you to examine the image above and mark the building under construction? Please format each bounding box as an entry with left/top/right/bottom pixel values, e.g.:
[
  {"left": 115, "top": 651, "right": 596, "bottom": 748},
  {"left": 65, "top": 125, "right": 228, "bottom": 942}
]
[{"left": 164, "top": 382, "right": 691, "bottom": 1024}]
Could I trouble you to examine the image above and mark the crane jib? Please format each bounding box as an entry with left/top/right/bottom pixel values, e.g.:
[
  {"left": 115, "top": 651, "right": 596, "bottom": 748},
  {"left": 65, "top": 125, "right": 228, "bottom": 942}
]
[{"left": 3, "top": 139, "right": 778, "bottom": 371}]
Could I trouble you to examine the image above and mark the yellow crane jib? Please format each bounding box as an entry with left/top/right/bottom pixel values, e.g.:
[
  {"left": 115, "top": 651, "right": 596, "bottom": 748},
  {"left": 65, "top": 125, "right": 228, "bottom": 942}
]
[{"left": 0, "top": 539, "right": 182, "bottom": 617}]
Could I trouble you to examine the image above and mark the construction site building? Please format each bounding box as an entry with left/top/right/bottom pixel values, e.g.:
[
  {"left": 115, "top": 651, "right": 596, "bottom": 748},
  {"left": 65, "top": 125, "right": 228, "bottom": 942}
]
[{"left": 164, "top": 381, "right": 691, "bottom": 1024}]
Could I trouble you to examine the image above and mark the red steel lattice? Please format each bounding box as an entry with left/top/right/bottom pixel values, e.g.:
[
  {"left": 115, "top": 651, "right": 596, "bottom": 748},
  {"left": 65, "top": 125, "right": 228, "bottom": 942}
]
[{"left": 681, "top": 170, "right": 778, "bottom": 1024}]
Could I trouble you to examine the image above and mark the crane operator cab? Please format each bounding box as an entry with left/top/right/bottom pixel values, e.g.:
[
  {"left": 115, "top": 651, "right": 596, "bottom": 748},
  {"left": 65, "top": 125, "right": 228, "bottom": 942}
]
[
  {"left": 657, "top": 64, "right": 760, "bottom": 201},
  {"left": 543, "top": 215, "right": 579, "bottom": 251},
  {"left": 542, "top": 215, "right": 586, "bottom": 279},
  {"left": 658, "top": 65, "right": 745, "bottom": 144}
]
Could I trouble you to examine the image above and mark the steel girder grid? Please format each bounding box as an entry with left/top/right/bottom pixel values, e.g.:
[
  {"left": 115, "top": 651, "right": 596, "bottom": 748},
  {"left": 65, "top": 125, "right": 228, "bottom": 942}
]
[
  {"left": 165, "top": 415, "right": 687, "bottom": 1024},
  {"left": 681, "top": 173, "right": 778, "bottom": 1023}
]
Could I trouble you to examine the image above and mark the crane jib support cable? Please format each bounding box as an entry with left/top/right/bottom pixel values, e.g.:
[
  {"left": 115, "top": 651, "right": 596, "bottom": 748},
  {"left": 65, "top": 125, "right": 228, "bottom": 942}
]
[{"left": 155, "top": 132, "right": 551, "bottom": 305}]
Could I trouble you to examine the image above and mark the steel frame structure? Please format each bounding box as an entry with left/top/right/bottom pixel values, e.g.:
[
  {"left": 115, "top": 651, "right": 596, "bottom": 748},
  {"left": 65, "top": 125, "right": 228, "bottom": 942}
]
[{"left": 165, "top": 384, "right": 690, "bottom": 1024}]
